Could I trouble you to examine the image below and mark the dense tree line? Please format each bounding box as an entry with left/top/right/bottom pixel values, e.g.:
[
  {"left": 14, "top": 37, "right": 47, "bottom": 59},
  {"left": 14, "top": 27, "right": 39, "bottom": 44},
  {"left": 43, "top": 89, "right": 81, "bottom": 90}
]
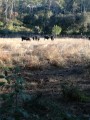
[{"left": 0, "top": 0, "right": 90, "bottom": 36}]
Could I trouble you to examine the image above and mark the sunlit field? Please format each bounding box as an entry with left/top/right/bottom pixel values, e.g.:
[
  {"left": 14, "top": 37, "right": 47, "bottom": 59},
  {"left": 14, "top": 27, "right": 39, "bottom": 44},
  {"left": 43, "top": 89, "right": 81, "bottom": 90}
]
[{"left": 0, "top": 37, "right": 90, "bottom": 69}]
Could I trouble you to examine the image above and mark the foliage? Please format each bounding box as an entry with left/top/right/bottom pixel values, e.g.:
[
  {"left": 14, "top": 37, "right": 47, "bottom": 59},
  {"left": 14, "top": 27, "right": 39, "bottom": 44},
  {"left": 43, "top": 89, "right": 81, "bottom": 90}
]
[
  {"left": 52, "top": 25, "right": 62, "bottom": 36},
  {"left": 0, "top": 21, "right": 4, "bottom": 27},
  {"left": 0, "top": 0, "right": 90, "bottom": 35},
  {"left": 0, "top": 67, "right": 31, "bottom": 119},
  {"left": 5, "top": 22, "right": 14, "bottom": 31},
  {"left": 61, "top": 82, "right": 89, "bottom": 102}
]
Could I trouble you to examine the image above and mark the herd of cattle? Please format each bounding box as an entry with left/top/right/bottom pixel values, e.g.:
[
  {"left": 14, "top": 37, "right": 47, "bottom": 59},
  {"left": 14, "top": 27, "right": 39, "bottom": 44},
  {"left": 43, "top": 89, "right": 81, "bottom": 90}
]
[
  {"left": 21, "top": 35, "right": 54, "bottom": 41},
  {"left": 21, "top": 35, "right": 90, "bottom": 41}
]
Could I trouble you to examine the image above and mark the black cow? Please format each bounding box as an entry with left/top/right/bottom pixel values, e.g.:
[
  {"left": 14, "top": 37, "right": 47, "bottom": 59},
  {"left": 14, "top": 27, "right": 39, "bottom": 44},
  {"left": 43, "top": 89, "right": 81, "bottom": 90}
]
[
  {"left": 32, "top": 36, "right": 35, "bottom": 40},
  {"left": 21, "top": 36, "right": 30, "bottom": 41},
  {"left": 32, "top": 35, "right": 40, "bottom": 41},
  {"left": 35, "top": 35, "right": 40, "bottom": 41},
  {"left": 51, "top": 35, "right": 54, "bottom": 40},
  {"left": 44, "top": 35, "right": 50, "bottom": 40}
]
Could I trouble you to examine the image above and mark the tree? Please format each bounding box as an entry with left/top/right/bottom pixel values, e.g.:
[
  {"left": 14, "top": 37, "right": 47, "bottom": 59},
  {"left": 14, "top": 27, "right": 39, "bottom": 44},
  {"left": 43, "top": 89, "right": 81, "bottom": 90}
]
[{"left": 52, "top": 25, "right": 62, "bottom": 36}]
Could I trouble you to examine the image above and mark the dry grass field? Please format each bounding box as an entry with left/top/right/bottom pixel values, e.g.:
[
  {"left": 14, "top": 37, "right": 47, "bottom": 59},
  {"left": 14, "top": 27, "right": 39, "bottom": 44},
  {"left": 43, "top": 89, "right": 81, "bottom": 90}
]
[
  {"left": 0, "top": 38, "right": 90, "bottom": 90},
  {"left": 0, "top": 37, "right": 90, "bottom": 95},
  {"left": 0, "top": 37, "right": 90, "bottom": 68}
]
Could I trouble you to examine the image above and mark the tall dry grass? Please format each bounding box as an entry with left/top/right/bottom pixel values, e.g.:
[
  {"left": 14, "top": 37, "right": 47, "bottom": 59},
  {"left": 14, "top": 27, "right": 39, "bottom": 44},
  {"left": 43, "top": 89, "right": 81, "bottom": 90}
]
[{"left": 0, "top": 37, "right": 90, "bottom": 69}]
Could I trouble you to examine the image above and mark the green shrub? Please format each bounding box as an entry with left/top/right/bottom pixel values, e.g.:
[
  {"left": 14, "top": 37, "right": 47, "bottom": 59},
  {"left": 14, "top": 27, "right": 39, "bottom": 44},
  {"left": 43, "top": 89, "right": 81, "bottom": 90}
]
[
  {"left": 0, "top": 67, "right": 30, "bottom": 119},
  {"left": 0, "top": 21, "right": 4, "bottom": 27},
  {"left": 61, "top": 83, "right": 89, "bottom": 102},
  {"left": 52, "top": 25, "right": 62, "bottom": 36}
]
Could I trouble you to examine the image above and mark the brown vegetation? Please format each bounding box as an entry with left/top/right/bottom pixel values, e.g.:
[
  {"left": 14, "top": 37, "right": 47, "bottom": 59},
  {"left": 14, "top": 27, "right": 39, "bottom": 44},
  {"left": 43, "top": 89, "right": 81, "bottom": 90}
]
[{"left": 0, "top": 38, "right": 90, "bottom": 69}]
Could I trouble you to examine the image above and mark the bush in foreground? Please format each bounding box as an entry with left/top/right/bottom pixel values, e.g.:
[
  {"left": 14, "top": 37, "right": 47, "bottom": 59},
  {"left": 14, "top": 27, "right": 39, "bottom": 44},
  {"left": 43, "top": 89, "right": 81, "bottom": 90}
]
[{"left": 61, "top": 82, "right": 89, "bottom": 102}]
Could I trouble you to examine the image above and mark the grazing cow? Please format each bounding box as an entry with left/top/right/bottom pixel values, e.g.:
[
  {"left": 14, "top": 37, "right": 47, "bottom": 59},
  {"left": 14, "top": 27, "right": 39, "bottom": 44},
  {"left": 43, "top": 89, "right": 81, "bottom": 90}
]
[
  {"left": 35, "top": 35, "right": 40, "bottom": 41},
  {"left": 32, "top": 36, "right": 35, "bottom": 40},
  {"left": 32, "top": 35, "right": 40, "bottom": 41},
  {"left": 51, "top": 35, "right": 54, "bottom": 40},
  {"left": 44, "top": 35, "right": 50, "bottom": 40},
  {"left": 21, "top": 36, "right": 30, "bottom": 41}
]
